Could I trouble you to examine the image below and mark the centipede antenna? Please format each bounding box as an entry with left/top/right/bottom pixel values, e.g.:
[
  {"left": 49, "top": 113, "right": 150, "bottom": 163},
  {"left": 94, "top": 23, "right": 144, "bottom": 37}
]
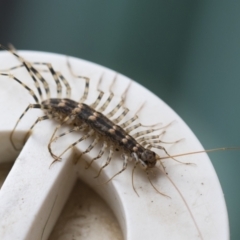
[{"left": 160, "top": 147, "right": 240, "bottom": 160}]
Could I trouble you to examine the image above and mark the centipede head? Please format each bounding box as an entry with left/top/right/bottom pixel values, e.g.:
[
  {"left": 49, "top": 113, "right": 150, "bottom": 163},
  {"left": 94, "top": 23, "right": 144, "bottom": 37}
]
[{"left": 141, "top": 149, "right": 157, "bottom": 168}]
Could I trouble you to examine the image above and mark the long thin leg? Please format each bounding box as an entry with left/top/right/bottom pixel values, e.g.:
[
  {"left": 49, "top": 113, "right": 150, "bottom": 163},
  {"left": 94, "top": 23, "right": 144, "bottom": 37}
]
[
  {"left": 85, "top": 141, "right": 108, "bottom": 169},
  {"left": 143, "top": 138, "right": 183, "bottom": 146},
  {"left": 48, "top": 115, "right": 72, "bottom": 158},
  {"left": 103, "top": 154, "right": 128, "bottom": 183},
  {"left": 91, "top": 91, "right": 104, "bottom": 109},
  {"left": 56, "top": 72, "right": 71, "bottom": 98},
  {"left": 0, "top": 64, "right": 24, "bottom": 71},
  {"left": 138, "top": 135, "right": 161, "bottom": 144},
  {"left": 1, "top": 67, "right": 55, "bottom": 150},
  {"left": 74, "top": 135, "right": 100, "bottom": 164},
  {"left": 0, "top": 44, "right": 45, "bottom": 100},
  {"left": 119, "top": 102, "right": 145, "bottom": 129},
  {"left": 131, "top": 128, "right": 164, "bottom": 139},
  {"left": 18, "top": 58, "right": 51, "bottom": 100},
  {"left": 131, "top": 121, "right": 174, "bottom": 139},
  {"left": 48, "top": 125, "right": 95, "bottom": 163},
  {"left": 67, "top": 58, "right": 90, "bottom": 103},
  {"left": 0, "top": 71, "right": 41, "bottom": 149},
  {"left": 96, "top": 91, "right": 114, "bottom": 112},
  {"left": 21, "top": 61, "right": 51, "bottom": 100},
  {"left": 52, "top": 125, "right": 87, "bottom": 142},
  {"left": 49, "top": 125, "right": 88, "bottom": 162},
  {"left": 125, "top": 122, "right": 162, "bottom": 134},
  {"left": 108, "top": 81, "right": 131, "bottom": 123},
  {"left": 105, "top": 82, "right": 131, "bottom": 119},
  {"left": 97, "top": 75, "right": 117, "bottom": 112},
  {"left": 1, "top": 60, "right": 71, "bottom": 99},
  {"left": 111, "top": 107, "right": 129, "bottom": 124},
  {"left": 56, "top": 130, "right": 95, "bottom": 160},
  {"left": 0, "top": 73, "right": 39, "bottom": 103},
  {"left": 31, "top": 63, "right": 72, "bottom": 98},
  {"left": 10, "top": 103, "right": 42, "bottom": 150},
  {"left": 119, "top": 102, "right": 161, "bottom": 132},
  {"left": 94, "top": 145, "right": 114, "bottom": 178},
  {"left": 32, "top": 62, "right": 63, "bottom": 98},
  {"left": 23, "top": 115, "right": 49, "bottom": 143},
  {"left": 139, "top": 131, "right": 182, "bottom": 146},
  {"left": 32, "top": 62, "right": 72, "bottom": 99},
  {"left": 90, "top": 75, "right": 104, "bottom": 109}
]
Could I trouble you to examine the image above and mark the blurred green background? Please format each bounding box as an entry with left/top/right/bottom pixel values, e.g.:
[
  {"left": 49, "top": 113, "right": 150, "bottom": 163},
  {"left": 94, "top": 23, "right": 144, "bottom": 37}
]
[{"left": 0, "top": 1, "right": 240, "bottom": 238}]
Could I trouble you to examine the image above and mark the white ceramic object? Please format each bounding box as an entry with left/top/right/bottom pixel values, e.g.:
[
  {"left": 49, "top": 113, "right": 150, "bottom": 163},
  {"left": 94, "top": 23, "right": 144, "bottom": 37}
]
[{"left": 0, "top": 51, "right": 228, "bottom": 240}]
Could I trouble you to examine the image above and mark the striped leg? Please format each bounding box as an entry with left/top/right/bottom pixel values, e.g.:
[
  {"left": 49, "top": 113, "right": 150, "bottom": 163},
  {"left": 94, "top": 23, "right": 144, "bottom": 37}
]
[
  {"left": 90, "top": 74, "right": 104, "bottom": 109},
  {"left": 119, "top": 102, "right": 145, "bottom": 129},
  {"left": 23, "top": 115, "right": 49, "bottom": 144},
  {"left": 74, "top": 135, "right": 100, "bottom": 164},
  {"left": 85, "top": 141, "right": 108, "bottom": 169},
  {"left": 67, "top": 58, "right": 90, "bottom": 103},
  {"left": 94, "top": 145, "right": 114, "bottom": 178},
  {"left": 105, "top": 82, "right": 131, "bottom": 119},
  {"left": 28, "top": 64, "right": 72, "bottom": 98},
  {"left": 0, "top": 59, "right": 70, "bottom": 99},
  {"left": 0, "top": 73, "right": 39, "bottom": 103},
  {"left": 48, "top": 114, "right": 88, "bottom": 160},
  {"left": 32, "top": 62, "right": 63, "bottom": 98},
  {"left": 142, "top": 138, "right": 183, "bottom": 147},
  {"left": 32, "top": 63, "right": 72, "bottom": 98},
  {"left": 130, "top": 121, "right": 174, "bottom": 139},
  {"left": 52, "top": 125, "right": 87, "bottom": 142},
  {"left": 138, "top": 135, "right": 161, "bottom": 145},
  {"left": 0, "top": 64, "right": 24, "bottom": 71},
  {"left": 0, "top": 44, "right": 46, "bottom": 100},
  {"left": 139, "top": 131, "right": 183, "bottom": 146},
  {"left": 97, "top": 75, "right": 117, "bottom": 112},
  {"left": 103, "top": 154, "right": 128, "bottom": 183},
  {"left": 119, "top": 102, "right": 161, "bottom": 132},
  {"left": 111, "top": 107, "right": 129, "bottom": 124},
  {"left": 9, "top": 103, "right": 42, "bottom": 150},
  {"left": 48, "top": 125, "right": 88, "bottom": 162},
  {"left": 48, "top": 115, "right": 73, "bottom": 159},
  {"left": 50, "top": 129, "right": 94, "bottom": 165},
  {"left": 48, "top": 124, "right": 95, "bottom": 165}
]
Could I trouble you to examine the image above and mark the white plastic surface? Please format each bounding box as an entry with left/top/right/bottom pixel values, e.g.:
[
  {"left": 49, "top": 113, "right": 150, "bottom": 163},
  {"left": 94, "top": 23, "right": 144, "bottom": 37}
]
[{"left": 0, "top": 51, "right": 229, "bottom": 240}]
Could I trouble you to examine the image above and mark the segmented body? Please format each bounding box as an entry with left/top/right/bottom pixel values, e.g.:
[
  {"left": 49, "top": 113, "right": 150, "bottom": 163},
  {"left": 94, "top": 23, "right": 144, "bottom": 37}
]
[{"left": 43, "top": 98, "right": 157, "bottom": 168}]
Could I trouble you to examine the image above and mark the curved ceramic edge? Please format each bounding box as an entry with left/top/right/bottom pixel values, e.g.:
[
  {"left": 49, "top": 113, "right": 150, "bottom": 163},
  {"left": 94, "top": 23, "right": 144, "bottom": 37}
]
[{"left": 0, "top": 51, "right": 228, "bottom": 240}]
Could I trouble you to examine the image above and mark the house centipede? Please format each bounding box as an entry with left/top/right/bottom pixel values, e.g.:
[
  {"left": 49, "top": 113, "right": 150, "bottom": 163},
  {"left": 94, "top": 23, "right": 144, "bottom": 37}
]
[{"left": 0, "top": 45, "right": 179, "bottom": 190}]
